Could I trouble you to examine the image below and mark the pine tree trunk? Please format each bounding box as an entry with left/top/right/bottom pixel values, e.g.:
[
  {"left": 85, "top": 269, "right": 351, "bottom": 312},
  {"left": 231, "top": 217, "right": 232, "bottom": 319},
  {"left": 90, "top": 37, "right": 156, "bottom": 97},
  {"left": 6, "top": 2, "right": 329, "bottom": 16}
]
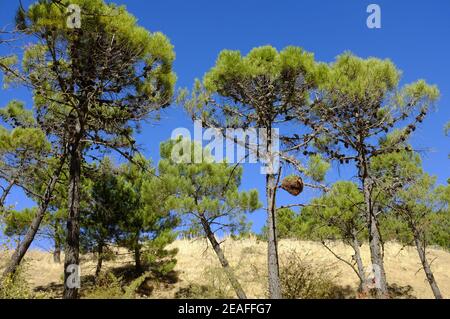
[
  {"left": 134, "top": 233, "right": 142, "bottom": 273},
  {"left": 350, "top": 233, "right": 368, "bottom": 294},
  {"left": 95, "top": 243, "right": 104, "bottom": 278},
  {"left": 53, "top": 238, "right": 61, "bottom": 264},
  {"left": 266, "top": 172, "right": 282, "bottom": 299},
  {"left": 199, "top": 214, "right": 247, "bottom": 299},
  {"left": 265, "top": 125, "right": 282, "bottom": 299},
  {"left": 2, "top": 160, "right": 65, "bottom": 279},
  {"left": 0, "top": 179, "right": 15, "bottom": 208},
  {"left": 362, "top": 174, "right": 389, "bottom": 298},
  {"left": 412, "top": 230, "right": 443, "bottom": 299},
  {"left": 63, "top": 140, "right": 82, "bottom": 299}
]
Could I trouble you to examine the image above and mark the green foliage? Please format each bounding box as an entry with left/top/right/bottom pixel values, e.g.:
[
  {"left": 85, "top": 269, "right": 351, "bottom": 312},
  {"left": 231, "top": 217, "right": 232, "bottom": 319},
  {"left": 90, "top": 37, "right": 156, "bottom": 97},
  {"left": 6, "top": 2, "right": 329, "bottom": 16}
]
[
  {"left": 274, "top": 208, "right": 299, "bottom": 239},
  {"left": 0, "top": 100, "right": 51, "bottom": 181},
  {"left": 114, "top": 157, "right": 179, "bottom": 272},
  {"left": 0, "top": 263, "right": 32, "bottom": 299},
  {"left": 83, "top": 271, "right": 156, "bottom": 299},
  {"left": 299, "top": 182, "right": 365, "bottom": 243},
  {"left": 80, "top": 157, "right": 179, "bottom": 273},
  {"left": 159, "top": 137, "right": 261, "bottom": 238},
  {"left": 0, "top": 100, "right": 36, "bottom": 128},
  {"left": 432, "top": 184, "right": 450, "bottom": 249},
  {"left": 371, "top": 149, "right": 449, "bottom": 249},
  {"left": 379, "top": 213, "right": 412, "bottom": 244},
  {"left": 80, "top": 158, "right": 126, "bottom": 254},
  {"left": 204, "top": 45, "right": 319, "bottom": 91},
  {"left": 15, "top": 0, "right": 176, "bottom": 135},
  {"left": 141, "top": 231, "right": 178, "bottom": 275},
  {"left": 261, "top": 208, "right": 299, "bottom": 240},
  {"left": 1, "top": 208, "right": 36, "bottom": 239},
  {"left": 182, "top": 45, "right": 323, "bottom": 131},
  {"left": 280, "top": 251, "right": 343, "bottom": 299},
  {"left": 314, "top": 53, "right": 439, "bottom": 161},
  {"left": 84, "top": 272, "right": 124, "bottom": 299},
  {"left": 305, "top": 154, "right": 330, "bottom": 182},
  {"left": 428, "top": 210, "right": 450, "bottom": 249},
  {"left": 123, "top": 271, "right": 153, "bottom": 299}
]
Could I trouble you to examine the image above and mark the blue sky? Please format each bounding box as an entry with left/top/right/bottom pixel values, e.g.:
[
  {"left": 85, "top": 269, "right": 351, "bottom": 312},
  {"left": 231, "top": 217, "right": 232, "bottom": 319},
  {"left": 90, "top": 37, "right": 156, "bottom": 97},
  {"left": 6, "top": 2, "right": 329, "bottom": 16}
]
[{"left": 1, "top": 0, "right": 449, "bottom": 248}]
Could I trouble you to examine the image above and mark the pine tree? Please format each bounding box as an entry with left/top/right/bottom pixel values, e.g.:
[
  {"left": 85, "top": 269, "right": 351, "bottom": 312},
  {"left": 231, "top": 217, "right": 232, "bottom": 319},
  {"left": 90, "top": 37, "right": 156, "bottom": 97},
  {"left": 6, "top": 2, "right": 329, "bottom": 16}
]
[
  {"left": 3, "top": 0, "right": 176, "bottom": 298},
  {"left": 181, "top": 46, "right": 323, "bottom": 298},
  {"left": 371, "top": 149, "right": 444, "bottom": 299},
  {"left": 159, "top": 138, "right": 261, "bottom": 299},
  {"left": 1, "top": 101, "right": 67, "bottom": 278},
  {"left": 80, "top": 158, "right": 123, "bottom": 277},
  {"left": 114, "top": 157, "right": 179, "bottom": 275},
  {"left": 300, "top": 182, "right": 369, "bottom": 293},
  {"left": 309, "top": 53, "right": 439, "bottom": 297}
]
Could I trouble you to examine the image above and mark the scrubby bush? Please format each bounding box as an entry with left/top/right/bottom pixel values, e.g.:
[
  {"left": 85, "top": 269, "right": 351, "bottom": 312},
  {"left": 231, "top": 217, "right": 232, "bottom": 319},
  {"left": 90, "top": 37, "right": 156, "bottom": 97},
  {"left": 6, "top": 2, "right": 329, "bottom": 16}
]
[
  {"left": 175, "top": 266, "right": 235, "bottom": 299},
  {"left": 83, "top": 272, "right": 124, "bottom": 299},
  {"left": 0, "top": 263, "right": 32, "bottom": 299},
  {"left": 280, "top": 251, "right": 347, "bottom": 299}
]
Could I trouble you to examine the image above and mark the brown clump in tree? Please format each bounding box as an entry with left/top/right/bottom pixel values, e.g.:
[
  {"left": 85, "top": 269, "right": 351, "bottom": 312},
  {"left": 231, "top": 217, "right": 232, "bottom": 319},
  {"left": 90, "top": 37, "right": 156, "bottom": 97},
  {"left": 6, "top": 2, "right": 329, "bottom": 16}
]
[{"left": 280, "top": 175, "right": 304, "bottom": 196}]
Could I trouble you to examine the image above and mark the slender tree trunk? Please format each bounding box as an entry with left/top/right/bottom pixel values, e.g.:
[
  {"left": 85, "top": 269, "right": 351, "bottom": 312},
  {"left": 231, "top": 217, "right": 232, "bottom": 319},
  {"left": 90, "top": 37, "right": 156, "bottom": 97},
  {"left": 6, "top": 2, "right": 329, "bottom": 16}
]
[
  {"left": 199, "top": 214, "right": 247, "bottom": 299},
  {"left": 265, "top": 127, "right": 282, "bottom": 299},
  {"left": 2, "top": 159, "right": 65, "bottom": 279},
  {"left": 53, "top": 222, "right": 62, "bottom": 263},
  {"left": 412, "top": 229, "right": 443, "bottom": 299},
  {"left": 350, "top": 233, "right": 368, "bottom": 294},
  {"left": 0, "top": 179, "right": 15, "bottom": 208},
  {"left": 53, "top": 237, "right": 61, "bottom": 264},
  {"left": 362, "top": 174, "right": 389, "bottom": 298},
  {"left": 63, "top": 139, "right": 82, "bottom": 299},
  {"left": 95, "top": 243, "right": 104, "bottom": 278},
  {"left": 134, "top": 233, "right": 142, "bottom": 273}
]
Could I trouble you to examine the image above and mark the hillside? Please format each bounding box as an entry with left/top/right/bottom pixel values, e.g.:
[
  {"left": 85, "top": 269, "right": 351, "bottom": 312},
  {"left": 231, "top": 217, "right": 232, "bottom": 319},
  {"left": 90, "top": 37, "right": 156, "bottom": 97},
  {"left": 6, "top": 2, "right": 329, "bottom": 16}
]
[{"left": 1, "top": 239, "right": 449, "bottom": 299}]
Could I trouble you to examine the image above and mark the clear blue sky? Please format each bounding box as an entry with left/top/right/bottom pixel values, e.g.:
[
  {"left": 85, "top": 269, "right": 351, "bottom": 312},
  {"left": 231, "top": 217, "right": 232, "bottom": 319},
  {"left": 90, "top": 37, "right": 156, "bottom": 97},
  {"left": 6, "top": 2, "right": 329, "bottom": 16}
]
[{"left": 1, "top": 0, "right": 449, "bottom": 248}]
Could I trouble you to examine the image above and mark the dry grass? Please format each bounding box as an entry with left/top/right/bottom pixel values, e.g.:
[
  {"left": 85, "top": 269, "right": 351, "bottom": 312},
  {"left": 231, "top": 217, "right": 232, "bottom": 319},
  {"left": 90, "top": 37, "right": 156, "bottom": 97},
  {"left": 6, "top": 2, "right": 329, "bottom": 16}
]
[{"left": 1, "top": 238, "right": 449, "bottom": 299}]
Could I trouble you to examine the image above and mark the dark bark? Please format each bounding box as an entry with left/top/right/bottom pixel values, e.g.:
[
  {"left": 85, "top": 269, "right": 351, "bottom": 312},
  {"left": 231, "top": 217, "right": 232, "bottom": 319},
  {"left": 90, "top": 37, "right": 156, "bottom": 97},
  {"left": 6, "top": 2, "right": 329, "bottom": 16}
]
[
  {"left": 199, "top": 214, "right": 247, "bottom": 299},
  {"left": 0, "top": 179, "right": 15, "bottom": 208},
  {"left": 95, "top": 243, "right": 104, "bottom": 278},
  {"left": 412, "top": 228, "right": 443, "bottom": 299},
  {"left": 63, "top": 139, "right": 82, "bottom": 299},
  {"left": 53, "top": 222, "right": 62, "bottom": 263},
  {"left": 53, "top": 241, "right": 61, "bottom": 264},
  {"left": 2, "top": 160, "right": 65, "bottom": 278}
]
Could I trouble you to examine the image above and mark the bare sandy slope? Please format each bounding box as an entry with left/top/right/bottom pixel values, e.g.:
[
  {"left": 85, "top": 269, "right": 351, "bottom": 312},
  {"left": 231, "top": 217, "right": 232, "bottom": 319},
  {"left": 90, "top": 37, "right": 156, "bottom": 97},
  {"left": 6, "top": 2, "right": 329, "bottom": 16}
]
[{"left": 1, "top": 239, "right": 449, "bottom": 298}]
